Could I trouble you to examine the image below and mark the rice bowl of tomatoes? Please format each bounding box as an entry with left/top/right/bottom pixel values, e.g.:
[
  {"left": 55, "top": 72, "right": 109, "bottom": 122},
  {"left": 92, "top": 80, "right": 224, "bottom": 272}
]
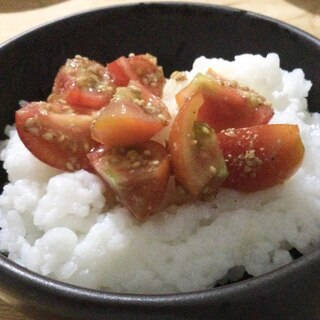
[{"left": 0, "top": 3, "right": 320, "bottom": 320}]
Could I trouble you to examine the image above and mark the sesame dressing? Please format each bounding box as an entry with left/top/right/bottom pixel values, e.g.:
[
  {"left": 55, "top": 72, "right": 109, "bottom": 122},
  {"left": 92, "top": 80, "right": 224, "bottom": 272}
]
[
  {"left": 109, "top": 146, "right": 160, "bottom": 174},
  {"left": 222, "top": 128, "right": 264, "bottom": 178},
  {"left": 128, "top": 85, "right": 169, "bottom": 124},
  {"left": 23, "top": 103, "right": 94, "bottom": 171},
  {"left": 191, "top": 121, "right": 220, "bottom": 197},
  {"left": 66, "top": 55, "right": 113, "bottom": 93}
]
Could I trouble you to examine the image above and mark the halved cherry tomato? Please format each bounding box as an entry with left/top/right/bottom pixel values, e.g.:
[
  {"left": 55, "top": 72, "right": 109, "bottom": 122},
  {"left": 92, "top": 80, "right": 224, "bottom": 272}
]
[
  {"left": 107, "top": 53, "right": 165, "bottom": 96},
  {"left": 176, "top": 71, "right": 274, "bottom": 132},
  {"left": 168, "top": 92, "right": 228, "bottom": 199},
  {"left": 91, "top": 81, "right": 170, "bottom": 147},
  {"left": 217, "top": 124, "right": 304, "bottom": 192},
  {"left": 16, "top": 101, "right": 98, "bottom": 171},
  {"left": 88, "top": 141, "right": 170, "bottom": 221},
  {"left": 48, "top": 55, "right": 115, "bottom": 110}
]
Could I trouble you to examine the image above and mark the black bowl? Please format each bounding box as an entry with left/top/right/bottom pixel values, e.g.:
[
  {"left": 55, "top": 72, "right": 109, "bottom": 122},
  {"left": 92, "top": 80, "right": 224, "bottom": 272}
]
[{"left": 0, "top": 3, "right": 319, "bottom": 320}]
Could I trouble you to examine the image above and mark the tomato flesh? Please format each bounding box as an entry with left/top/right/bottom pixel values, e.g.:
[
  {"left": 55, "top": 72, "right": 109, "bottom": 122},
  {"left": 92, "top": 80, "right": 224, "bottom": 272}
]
[
  {"left": 16, "top": 101, "right": 98, "bottom": 171},
  {"left": 168, "top": 92, "right": 228, "bottom": 199},
  {"left": 217, "top": 124, "right": 304, "bottom": 192},
  {"left": 91, "top": 81, "right": 170, "bottom": 147},
  {"left": 49, "top": 55, "right": 115, "bottom": 110},
  {"left": 107, "top": 54, "right": 165, "bottom": 96},
  {"left": 176, "top": 71, "right": 274, "bottom": 132},
  {"left": 88, "top": 141, "right": 170, "bottom": 221}
]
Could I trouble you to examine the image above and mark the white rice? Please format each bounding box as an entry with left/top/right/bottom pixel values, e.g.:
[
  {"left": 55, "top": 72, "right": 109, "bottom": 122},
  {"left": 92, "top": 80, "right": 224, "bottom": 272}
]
[{"left": 0, "top": 53, "right": 319, "bottom": 294}]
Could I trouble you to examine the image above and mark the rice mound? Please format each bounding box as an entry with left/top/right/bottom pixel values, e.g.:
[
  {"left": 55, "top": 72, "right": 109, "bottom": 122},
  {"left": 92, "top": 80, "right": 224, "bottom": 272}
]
[{"left": 0, "top": 53, "right": 320, "bottom": 294}]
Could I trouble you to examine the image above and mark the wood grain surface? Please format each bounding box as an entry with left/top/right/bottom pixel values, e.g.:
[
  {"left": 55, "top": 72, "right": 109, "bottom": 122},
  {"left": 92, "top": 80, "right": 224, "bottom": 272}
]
[{"left": 0, "top": 0, "right": 319, "bottom": 319}]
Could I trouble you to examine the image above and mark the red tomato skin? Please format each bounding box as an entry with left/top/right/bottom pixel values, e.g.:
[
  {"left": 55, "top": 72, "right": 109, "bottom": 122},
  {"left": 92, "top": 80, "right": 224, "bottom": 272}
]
[
  {"left": 107, "top": 57, "right": 130, "bottom": 87},
  {"left": 168, "top": 92, "right": 228, "bottom": 199},
  {"left": 49, "top": 55, "right": 115, "bottom": 110},
  {"left": 88, "top": 141, "right": 170, "bottom": 221},
  {"left": 91, "top": 81, "right": 170, "bottom": 147},
  {"left": 16, "top": 101, "right": 98, "bottom": 171},
  {"left": 176, "top": 72, "right": 274, "bottom": 132},
  {"left": 218, "top": 124, "right": 305, "bottom": 192}
]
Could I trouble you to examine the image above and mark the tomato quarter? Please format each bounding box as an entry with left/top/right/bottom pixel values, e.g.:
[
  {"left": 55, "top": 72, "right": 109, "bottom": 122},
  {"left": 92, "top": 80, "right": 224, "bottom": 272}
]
[
  {"left": 16, "top": 101, "right": 98, "bottom": 171},
  {"left": 107, "top": 53, "right": 165, "bottom": 97},
  {"left": 176, "top": 71, "right": 274, "bottom": 132},
  {"left": 88, "top": 141, "right": 170, "bottom": 221},
  {"left": 91, "top": 81, "right": 170, "bottom": 147},
  {"left": 218, "top": 124, "right": 305, "bottom": 192},
  {"left": 48, "top": 55, "right": 115, "bottom": 110},
  {"left": 168, "top": 92, "right": 228, "bottom": 199}
]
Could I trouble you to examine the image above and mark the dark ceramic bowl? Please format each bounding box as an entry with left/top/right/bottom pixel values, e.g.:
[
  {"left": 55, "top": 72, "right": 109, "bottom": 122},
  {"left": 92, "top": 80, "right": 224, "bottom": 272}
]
[{"left": 0, "top": 3, "right": 319, "bottom": 320}]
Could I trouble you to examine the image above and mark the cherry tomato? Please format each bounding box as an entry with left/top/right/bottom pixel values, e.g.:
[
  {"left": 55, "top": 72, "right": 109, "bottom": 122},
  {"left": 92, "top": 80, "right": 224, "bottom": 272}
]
[
  {"left": 91, "top": 81, "right": 170, "bottom": 147},
  {"left": 107, "top": 53, "right": 165, "bottom": 96},
  {"left": 88, "top": 141, "right": 170, "bottom": 221},
  {"left": 48, "top": 55, "right": 115, "bottom": 110},
  {"left": 168, "top": 92, "right": 228, "bottom": 199},
  {"left": 176, "top": 71, "right": 274, "bottom": 132},
  {"left": 217, "top": 124, "right": 305, "bottom": 192},
  {"left": 16, "top": 101, "right": 98, "bottom": 171}
]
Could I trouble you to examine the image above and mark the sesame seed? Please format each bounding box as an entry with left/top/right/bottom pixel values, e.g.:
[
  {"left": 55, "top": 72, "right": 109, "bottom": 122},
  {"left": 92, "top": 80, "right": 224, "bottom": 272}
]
[
  {"left": 126, "top": 149, "right": 139, "bottom": 161},
  {"left": 66, "top": 162, "right": 74, "bottom": 171},
  {"left": 24, "top": 116, "right": 40, "bottom": 128},
  {"left": 191, "top": 139, "right": 198, "bottom": 146},
  {"left": 128, "top": 85, "right": 141, "bottom": 94},
  {"left": 58, "top": 135, "right": 66, "bottom": 143},
  {"left": 209, "top": 165, "right": 217, "bottom": 175},
  {"left": 26, "top": 127, "right": 40, "bottom": 135},
  {"left": 83, "top": 141, "right": 90, "bottom": 152},
  {"left": 133, "top": 98, "right": 145, "bottom": 106},
  {"left": 143, "top": 150, "right": 151, "bottom": 157},
  {"left": 157, "top": 114, "right": 167, "bottom": 122},
  {"left": 170, "top": 71, "right": 187, "bottom": 81},
  {"left": 131, "top": 161, "right": 141, "bottom": 169},
  {"left": 201, "top": 126, "right": 211, "bottom": 136},
  {"left": 41, "top": 132, "right": 54, "bottom": 141}
]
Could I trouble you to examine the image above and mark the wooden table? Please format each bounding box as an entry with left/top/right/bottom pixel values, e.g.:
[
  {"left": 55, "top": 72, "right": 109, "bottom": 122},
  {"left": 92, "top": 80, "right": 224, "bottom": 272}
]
[{"left": 0, "top": 0, "right": 319, "bottom": 319}]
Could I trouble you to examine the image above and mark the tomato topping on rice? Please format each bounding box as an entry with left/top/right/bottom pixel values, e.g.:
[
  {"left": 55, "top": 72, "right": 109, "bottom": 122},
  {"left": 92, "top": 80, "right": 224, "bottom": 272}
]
[
  {"left": 91, "top": 81, "right": 170, "bottom": 147},
  {"left": 168, "top": 92, "right": 228, "bottom": 199},
  {"left": 107, "top": 53, "right": 165, "bottom": 97},
  {"left": 88, "top": 141, "right": 170, "bottom": 221},
  {"left": 49, "top": 55, "right": 115, "bottom": 110},
  {"left": 15, "top": 54, "right": 305, "bottom": 221},
  {"left": 16, "top": 101, "right": 98, "bottom": 171},
  {"left": 176, "top": 71, "right": 274, "bottom": 132},
  {"left": 217, "top": 124, "right": 305, "bottom": 192}
]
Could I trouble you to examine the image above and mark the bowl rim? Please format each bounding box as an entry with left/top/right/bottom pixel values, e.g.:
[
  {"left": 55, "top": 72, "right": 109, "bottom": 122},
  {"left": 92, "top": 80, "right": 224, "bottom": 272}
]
[
  {"left": 1, "top": 248, "right": 320, "bottom": 307},
  {"left": 1, "top": 1, "right": 319, "bottom": 49},
  {"left": 0, "top": 0, "right": 319, "bottom": 308}
]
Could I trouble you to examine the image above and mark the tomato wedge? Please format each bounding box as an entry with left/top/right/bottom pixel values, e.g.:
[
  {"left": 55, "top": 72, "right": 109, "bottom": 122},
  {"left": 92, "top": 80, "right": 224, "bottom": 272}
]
[
  {"left": 88, "top": 141, "right": 170, "bottom": 221},
  {"left": 16, "top": 101, "right": 98, "bottom": 171},
  {"left": 107, "top": 53, "right": 165, "bottom": 96},
  {"left": 217, "top": 124, "right": 304, "bottom": 192},
  {"left": 48, "top": 55, "right": 115, "bottom": 110},
  {"left": 168, "top": 92, "right": 228, "bottom": 199},
  {"left": 176, "top": 71, "right": 274, "bottom": 132},
  {"left": 91, "top": 81, "right": 170, "bottom": 147}
]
